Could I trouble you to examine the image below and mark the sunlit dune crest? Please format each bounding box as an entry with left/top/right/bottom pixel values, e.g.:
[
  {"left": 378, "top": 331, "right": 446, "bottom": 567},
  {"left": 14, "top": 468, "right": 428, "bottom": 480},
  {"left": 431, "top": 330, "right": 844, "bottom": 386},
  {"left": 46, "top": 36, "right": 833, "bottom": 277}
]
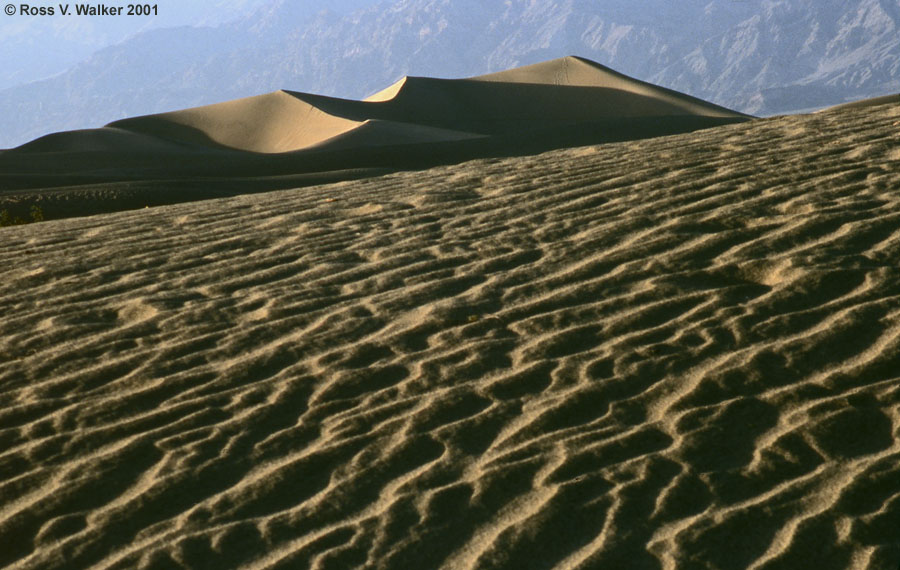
[
  {"left": 16, "top": 56, "right": 749, "bottom": 155},
  {"left": 0, "top": 57, "right": 757, "bottom": 221}
]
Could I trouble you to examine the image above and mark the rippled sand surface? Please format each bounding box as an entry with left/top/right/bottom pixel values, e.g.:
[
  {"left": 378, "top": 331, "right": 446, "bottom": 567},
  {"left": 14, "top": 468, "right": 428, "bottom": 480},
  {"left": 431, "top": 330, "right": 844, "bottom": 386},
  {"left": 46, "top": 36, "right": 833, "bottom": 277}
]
[{"left": 2, "top": 100, "right": 900, "bottom": 569}]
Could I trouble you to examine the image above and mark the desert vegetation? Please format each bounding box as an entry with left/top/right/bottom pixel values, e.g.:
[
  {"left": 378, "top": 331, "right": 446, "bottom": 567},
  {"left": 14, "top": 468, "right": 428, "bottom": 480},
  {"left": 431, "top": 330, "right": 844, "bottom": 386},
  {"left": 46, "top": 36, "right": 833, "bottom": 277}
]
[{"left": 0, "top": 205, "right": 44, "bottom": 227}]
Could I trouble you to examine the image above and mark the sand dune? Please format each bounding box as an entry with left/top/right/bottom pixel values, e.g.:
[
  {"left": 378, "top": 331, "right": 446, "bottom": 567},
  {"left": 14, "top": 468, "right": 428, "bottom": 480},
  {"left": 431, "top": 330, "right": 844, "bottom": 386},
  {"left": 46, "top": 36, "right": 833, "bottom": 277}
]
[
  {"left": 307, "top": 119, "right": 485, "bottom": 152},
  {"left": 103, "top": 56, "right": 747, "bottom": 155},
  {"left": 818, "top": 93, "right": 900, "bottom": 113},
  {"left": 109, "top": 55, "right": 746, "bottom": 154},
  {"left": 108, "top": 90, "right": 364, "bottom": 154},
  {"left": 5, "top": 56, "right": 748, "bottom": 156},
  {"left": 2, "top": 93, "right": 899, "bottom": 569},
  {"left": 472, "top": 56, "right": 743, "bottom": 118},
  {"left": 0, "top": 57, "right": 751, "bottom": 222}
]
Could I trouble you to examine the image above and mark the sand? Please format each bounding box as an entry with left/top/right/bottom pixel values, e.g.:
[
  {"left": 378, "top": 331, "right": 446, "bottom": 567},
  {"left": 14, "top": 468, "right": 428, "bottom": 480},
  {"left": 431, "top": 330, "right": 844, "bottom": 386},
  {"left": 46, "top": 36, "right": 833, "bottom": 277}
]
[
  {"left": 0, "top": 57, "right": 749, "bottom": 221},
  {"left": 1, "top": 89, "right": 899, "bottom": 568},
  {"left": 108, "top": 56, "right": 746, "bottom": 154}
]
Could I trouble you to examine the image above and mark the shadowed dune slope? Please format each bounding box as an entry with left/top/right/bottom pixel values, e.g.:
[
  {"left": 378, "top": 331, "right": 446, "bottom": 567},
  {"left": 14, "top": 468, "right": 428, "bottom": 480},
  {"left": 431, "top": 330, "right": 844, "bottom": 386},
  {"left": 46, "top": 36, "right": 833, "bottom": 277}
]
[
  {"left": 471, "top": 55, "right": 745, "bottom": 119},
  {"left": 307, "top": 119, "right": 486, "bottom": 152},
  {"left": 0, "top": 57, "right": 752, "bottom": 221},
  {"left": 108, "top": 90, "right": 365, "bottom": 154},
  {"left": 1, "top": 98, "right": 899, "bottom": 570},
  {"left": 11, "top": 56, "right": 749, "bottom": 157},
  {"left": 10, "top": 126, "right": 209, "bottom": 155}
]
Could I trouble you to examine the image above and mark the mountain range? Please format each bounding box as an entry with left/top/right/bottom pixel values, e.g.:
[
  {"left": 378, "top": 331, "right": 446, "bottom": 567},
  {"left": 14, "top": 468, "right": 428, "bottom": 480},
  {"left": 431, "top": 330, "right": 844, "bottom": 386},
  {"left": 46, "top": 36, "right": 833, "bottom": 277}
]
[
  {"left": 1, "top": 0, "right": 898, "bottom": 149},
  {"left": 0, "top": 0, "right": 273, "bottom": 90}
]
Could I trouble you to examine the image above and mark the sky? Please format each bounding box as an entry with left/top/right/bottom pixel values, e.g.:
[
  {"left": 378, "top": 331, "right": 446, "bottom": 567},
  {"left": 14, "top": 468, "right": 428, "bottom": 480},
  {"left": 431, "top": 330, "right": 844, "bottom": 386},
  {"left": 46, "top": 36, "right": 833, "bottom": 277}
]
[
  {"left": 2, "top": 0, "right": 897, "bottom": 148},
  {"left": 0, "top": 0, "right": 383, "bottom": 90},
  {"left": 0, "top": 1, "right": 266, "bottom": 88}
]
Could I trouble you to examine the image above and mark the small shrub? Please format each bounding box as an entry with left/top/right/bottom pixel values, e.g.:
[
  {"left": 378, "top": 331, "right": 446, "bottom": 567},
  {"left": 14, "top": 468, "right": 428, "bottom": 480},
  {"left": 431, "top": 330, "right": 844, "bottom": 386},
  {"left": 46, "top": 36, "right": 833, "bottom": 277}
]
[{"left": 0, "top": 205, "right": 45, "bottom": 227}]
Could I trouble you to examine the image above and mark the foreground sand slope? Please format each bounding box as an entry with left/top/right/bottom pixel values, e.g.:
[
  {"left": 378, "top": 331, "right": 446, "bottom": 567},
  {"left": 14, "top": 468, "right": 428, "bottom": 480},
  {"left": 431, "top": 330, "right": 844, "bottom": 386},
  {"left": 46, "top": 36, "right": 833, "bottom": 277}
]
[{"left": 2, "top": 100, "right": 900, "bottom": 569}]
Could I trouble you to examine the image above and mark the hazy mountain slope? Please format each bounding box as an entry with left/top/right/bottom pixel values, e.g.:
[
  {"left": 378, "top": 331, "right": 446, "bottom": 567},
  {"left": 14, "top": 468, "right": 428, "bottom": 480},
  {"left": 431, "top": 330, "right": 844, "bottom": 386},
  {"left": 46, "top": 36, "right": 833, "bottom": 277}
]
[
  {"left": 1, "top": 0, "right": 898, "bottom": 148},
  {"left": 651, "top": 0, "right": 900, "bottom": 114},
  {"left": 0, "top": 0, "right": 270, "bottom": 91}
]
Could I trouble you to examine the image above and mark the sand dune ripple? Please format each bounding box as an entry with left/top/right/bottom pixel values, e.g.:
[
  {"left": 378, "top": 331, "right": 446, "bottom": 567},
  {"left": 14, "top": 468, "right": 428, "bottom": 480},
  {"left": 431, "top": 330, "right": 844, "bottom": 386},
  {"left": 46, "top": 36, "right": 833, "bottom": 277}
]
[{"left": 1, "top": 99, "right": 900, "bottom": 569}]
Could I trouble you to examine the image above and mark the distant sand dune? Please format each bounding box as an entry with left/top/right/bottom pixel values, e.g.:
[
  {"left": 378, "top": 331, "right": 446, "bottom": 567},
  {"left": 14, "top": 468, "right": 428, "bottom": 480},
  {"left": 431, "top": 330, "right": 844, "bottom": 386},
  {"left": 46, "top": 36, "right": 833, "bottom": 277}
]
[
  {"left": 9, "top": 56, "right": 749, "bottom": 158},
  {"left": 1, "top": 57, "right": 755, "bottom": 221},
  {"left": 109, "top": 90, "right": 364, "bottom": 153},
  {"left": 309, "top": 119, "right": 485, "bottom": 152},
  {"left": 818, "top": 93, "right": 900, "bottom": 113},
  {"left": 1, "top": 91, "right": 899, "bottom": 569},
  {"left": 472, "top": 55, "right": 743, "bottom": 118},
  {"left": 106, "top": 57, "right": 747, "bottom": 154}
]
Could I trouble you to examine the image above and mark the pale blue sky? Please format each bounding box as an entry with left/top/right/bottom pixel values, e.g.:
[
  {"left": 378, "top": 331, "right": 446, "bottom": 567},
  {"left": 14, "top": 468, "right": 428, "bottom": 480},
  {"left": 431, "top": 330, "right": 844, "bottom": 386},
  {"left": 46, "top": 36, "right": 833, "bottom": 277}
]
[{"left": 0, "top": 0, "right": 381, "bottom": 89}]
